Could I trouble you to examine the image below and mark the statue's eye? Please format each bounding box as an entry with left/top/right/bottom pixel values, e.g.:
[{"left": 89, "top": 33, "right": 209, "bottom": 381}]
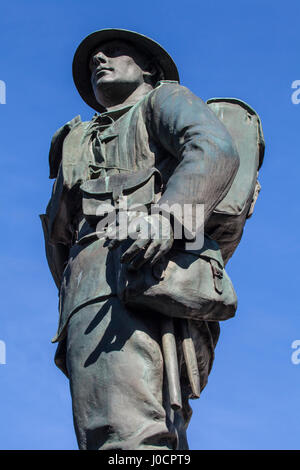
[
  {"left": 105, "top": 46, "right": 122, "bottom": 56},
  {"left": 89, "top": 56, "right": 97, "bottom": 70}
]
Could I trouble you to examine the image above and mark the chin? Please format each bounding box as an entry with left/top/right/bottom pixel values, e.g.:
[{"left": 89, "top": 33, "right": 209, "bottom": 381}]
[{"left": 93, "top": 75, "right": 118, "bottom": 88}]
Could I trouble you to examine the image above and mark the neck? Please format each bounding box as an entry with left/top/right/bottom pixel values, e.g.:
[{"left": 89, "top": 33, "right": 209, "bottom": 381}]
[{"left": 95, "top": 82, "right": 154, "bottom": 112}]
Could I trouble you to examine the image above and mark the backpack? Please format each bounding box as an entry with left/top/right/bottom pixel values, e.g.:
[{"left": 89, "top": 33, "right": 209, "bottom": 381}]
[{"left": 205, "top": 98, "right": 265, "bottom": 264}]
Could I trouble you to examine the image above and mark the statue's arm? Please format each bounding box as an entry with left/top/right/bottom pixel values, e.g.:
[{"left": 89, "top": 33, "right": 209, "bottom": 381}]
[
  {"left": 40, "top": 170, "right": 72, "bottom": 289},
  {"left": 40, "top": 211, "right": 69, "bottom": 289},
  {"left": 40, "top": 117, "right": 81, "bottom": 288},
  {"left": 148, "top": 83, "right": 240, "bottom": 230}
]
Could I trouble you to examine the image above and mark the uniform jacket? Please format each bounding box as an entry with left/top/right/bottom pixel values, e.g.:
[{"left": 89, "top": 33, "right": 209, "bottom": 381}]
[{"left": 41, "top": 81, "right": 239, "bottom": 386}]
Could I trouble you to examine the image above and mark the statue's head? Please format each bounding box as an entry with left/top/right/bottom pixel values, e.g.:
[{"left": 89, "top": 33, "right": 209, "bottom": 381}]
[
  {"left": 89, "top": 40, "right": 162, "bottom": 102},
  {"left": 73, "top": 29, "right": 179, "bottom": 112}
]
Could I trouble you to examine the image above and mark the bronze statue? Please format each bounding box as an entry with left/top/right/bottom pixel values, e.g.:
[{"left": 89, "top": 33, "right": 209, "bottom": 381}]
[{"left": 40, "top": 29, "right": 264, "bottom": 450}]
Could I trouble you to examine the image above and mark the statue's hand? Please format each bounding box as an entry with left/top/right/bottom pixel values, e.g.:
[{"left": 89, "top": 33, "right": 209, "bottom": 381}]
[{"left": 107, "top": 213, "right": 174, "bottom": 270}]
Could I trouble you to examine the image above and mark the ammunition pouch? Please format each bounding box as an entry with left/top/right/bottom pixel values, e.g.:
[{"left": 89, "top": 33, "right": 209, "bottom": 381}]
[{"left": 117, "top": 235, "right": 238, "bottom": 322}]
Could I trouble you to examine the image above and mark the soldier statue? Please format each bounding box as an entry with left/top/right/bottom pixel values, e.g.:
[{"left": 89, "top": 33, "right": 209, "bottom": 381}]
[{"left": 41, "top": 29, "right": 264, "bottom": 450}]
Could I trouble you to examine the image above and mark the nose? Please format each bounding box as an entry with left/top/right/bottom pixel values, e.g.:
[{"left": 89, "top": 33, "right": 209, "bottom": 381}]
[{"left": 91, "top": 51, "right": 108, "bottom": 66}]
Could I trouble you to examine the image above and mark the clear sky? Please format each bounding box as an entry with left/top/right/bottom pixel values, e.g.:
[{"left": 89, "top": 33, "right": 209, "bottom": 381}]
[{"left": 0, "top": 0, "right": 299, "bottom": 450}]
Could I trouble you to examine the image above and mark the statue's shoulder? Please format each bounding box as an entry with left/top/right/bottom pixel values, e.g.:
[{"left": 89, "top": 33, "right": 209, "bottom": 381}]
[
  {"left": 48, "top": 115, "right": 89, "bottom": 179},
  {"left": 150, "top": 80, "right": 189, "bottom": 98},
  {"left": 146, "top": 80, "right": 207, "bottom": 112}
]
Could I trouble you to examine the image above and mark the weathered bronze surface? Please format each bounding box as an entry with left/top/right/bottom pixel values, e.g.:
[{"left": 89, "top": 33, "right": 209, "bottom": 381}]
[{"left": 41, "top": 29, "right": 264, "bottom": 450}]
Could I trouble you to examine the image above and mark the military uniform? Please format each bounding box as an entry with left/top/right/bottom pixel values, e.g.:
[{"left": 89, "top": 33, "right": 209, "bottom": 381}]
[{"left": 41, "top": 79, "right": 239, "bottom": 449}]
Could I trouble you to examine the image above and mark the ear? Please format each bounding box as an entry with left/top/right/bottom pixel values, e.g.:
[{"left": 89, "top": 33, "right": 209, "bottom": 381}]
[
  {"left": 148, "top": 62, "right": 158, "bottom": 73},
  {"left": 141, "top": 57, "right": 155, "bottom": 74},
  {"left": 142, "top": 60, "right": 160, "bottom": 86}
]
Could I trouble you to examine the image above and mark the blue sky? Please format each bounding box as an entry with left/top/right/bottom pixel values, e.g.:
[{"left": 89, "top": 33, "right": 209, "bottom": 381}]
[{"left": 0, "top": 0, "right": 299, "bottom": 450}]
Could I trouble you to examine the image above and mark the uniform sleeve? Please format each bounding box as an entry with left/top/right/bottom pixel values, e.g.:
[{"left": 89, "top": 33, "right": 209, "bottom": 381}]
[
  {"left": 147, "top": 83, "right": 240, "bottom": 238},
  {"left": 40, "top": 117, "right": 81, "bottom": 288},
  {"left": 40, "top": 212, "right": 69, "bottom": 289}
]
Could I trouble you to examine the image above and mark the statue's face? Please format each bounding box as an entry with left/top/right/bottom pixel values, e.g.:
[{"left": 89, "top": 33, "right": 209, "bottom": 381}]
[{"left": 89, "top": 40, "right": 149, "bottom": 93}]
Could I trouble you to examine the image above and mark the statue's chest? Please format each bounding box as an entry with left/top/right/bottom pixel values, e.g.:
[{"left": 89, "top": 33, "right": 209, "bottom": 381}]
[
  {"left": 65, "top": 108, "right": 158, "bottom": 186},
  {"left": 61, "top": 108, "right": 158, "bottom": 191}
]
